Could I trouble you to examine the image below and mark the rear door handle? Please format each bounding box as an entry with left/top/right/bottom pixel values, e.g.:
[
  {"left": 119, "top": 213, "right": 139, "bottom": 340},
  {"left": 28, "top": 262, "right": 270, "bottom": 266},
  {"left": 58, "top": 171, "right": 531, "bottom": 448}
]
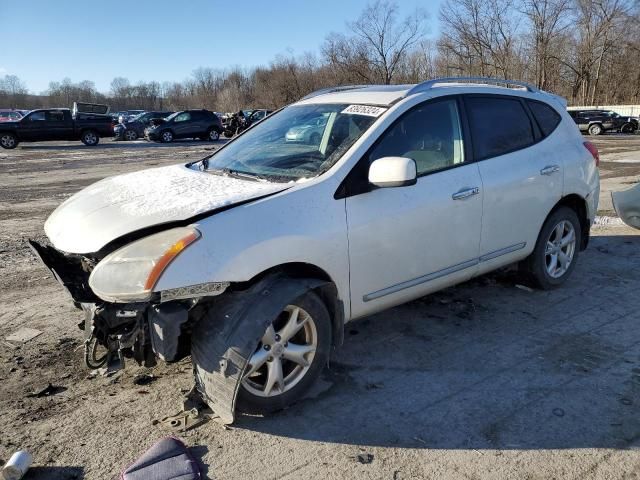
[
  {"left": 540, "top": 165, "right": 560, "bottom": 175},
  {"left": 452, "top": 187, "right": 480, "bottom": 200}
]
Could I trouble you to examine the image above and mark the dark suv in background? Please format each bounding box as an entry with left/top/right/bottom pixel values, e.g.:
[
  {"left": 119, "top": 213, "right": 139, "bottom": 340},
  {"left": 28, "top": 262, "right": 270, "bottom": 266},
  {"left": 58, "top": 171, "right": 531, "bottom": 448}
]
[
  {"left": 145, "top": 109, "right": 222, "bottom": 143},
  {"left": 114, "top": 111, "right": 173, "bottom": 141},
  {"left": 568, "top": 109, "right": 638, "bottom": 135}
]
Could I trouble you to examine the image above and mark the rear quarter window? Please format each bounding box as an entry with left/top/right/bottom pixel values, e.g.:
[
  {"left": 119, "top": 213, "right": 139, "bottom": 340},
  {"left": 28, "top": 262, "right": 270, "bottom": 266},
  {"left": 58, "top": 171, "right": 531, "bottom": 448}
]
[
  {"left": 465, "top": 96, "right": 534, "bottom": 160},
  {"left": 527, "top": 100, "right": 561, "bottom": 137}
]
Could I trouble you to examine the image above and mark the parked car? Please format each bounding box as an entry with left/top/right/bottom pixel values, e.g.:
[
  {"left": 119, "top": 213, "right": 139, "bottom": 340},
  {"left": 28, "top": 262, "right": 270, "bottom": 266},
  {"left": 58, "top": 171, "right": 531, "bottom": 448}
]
[
  {"left": 30, "top": 78, "right": 599, "bottom": 423},
  {"left": 114, "top": 111, "right": 173, "bottom": 141},
  {"left": 0, "top": 103, "right": 113, "bottom": 149},
  {"left": 285, "top": 113, "right": 329, "bottom": 143},
  {"left": 0, "top": 109, "right": 25, "bottom": 122},
  {"left": 145, "top": 109, "right": 222, "bottom": 143},
  {"left": 568, "top": 109, "right": 638, "bottom": 135}
]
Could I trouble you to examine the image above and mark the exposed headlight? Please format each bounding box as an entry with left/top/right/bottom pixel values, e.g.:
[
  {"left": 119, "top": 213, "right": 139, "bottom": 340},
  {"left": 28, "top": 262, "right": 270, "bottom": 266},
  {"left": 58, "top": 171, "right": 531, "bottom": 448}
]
[{"left": 89, "top": 227, "right": 200, "bottom": 303}]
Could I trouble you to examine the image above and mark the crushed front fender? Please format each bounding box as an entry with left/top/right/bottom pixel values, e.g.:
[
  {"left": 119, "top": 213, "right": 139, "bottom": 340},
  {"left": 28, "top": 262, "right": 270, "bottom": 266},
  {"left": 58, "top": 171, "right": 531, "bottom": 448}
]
[{"left": 190, "top": 274, "right": 326, "bottom": 424}]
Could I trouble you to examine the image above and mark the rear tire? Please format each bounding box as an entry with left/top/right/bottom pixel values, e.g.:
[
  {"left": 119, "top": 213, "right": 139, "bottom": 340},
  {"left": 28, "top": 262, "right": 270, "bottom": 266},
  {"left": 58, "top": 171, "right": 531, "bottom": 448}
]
[
  {"left": 0, "top": 132, "right": 18, "bottom": 149},
  {"left": 81, "top": 130, "right": 99, "bottom": 146},
  {"left": 522, "top": 207, "right": 581, "bottom": 290},
  {"left": 206, "top": 128, "right": 220, "bottom": 141},
  {"left": 588, "top": 123, "right": 603, "bottom": 136}
]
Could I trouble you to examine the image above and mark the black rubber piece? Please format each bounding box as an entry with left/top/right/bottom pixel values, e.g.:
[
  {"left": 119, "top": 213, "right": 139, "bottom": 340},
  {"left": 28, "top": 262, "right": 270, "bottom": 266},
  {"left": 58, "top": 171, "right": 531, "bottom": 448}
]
[{"left": 190, "top": 275, "right": 328, "bottom": 423}]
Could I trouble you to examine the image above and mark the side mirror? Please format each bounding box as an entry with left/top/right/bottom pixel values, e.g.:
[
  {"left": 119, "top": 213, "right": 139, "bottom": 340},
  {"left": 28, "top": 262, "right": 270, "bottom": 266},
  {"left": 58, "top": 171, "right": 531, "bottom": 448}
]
[{"left": 368, "top": 156, "right": 417, "bottom": 188}]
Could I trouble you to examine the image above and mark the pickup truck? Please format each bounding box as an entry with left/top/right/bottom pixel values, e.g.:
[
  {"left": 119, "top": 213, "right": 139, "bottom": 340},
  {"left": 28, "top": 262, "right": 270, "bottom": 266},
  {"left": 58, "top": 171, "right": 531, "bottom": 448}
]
[{"left": 0, "top": 103, "right": 114, "bottom": 149}]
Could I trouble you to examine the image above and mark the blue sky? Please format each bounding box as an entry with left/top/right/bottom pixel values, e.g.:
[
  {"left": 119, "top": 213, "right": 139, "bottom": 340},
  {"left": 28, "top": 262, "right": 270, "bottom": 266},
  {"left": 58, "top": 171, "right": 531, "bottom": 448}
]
[{"left": 0, "top": 0, "right": 442, "bottom": 94}]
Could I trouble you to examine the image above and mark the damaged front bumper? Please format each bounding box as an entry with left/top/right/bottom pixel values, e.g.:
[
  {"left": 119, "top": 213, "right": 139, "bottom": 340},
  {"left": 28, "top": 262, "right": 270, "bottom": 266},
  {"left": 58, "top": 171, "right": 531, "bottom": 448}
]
[
  {"left": 29, "top": 239, "right": 317, "bottom": 425},
  {"left": 29, "top": 239, "right": 215, "bottom": 368}
]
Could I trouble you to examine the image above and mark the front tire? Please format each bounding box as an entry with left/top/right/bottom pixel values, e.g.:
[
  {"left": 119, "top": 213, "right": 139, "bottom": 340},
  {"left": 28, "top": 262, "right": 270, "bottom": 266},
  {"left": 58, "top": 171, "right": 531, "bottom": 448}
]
[
  {"left": 160, "top": 130, "right": 174, "bottom": 143},
  {"left": 123, "top": 129, "right": 138, "bottom": 141},
  {"left": 621, "top": 123, "right": 636, "bottom": 134},
  {"left": 236, "top": 290, "right": 331, "bottom": 413},
  {"left": 81, "top": 130, "right": 99, "bottom": 146},
  {"left": 0, "top": 132, "right": 18, "bottom": 149},
  {"left": 523, "top": 207, "right": 581, "bottom": 289}
]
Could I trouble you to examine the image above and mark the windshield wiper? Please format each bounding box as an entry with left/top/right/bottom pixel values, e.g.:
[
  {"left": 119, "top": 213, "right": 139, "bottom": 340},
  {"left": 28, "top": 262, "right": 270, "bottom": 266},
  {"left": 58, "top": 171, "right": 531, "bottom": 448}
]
[{"left": 206, "top": 167, "right": 268, "bottom": 182}]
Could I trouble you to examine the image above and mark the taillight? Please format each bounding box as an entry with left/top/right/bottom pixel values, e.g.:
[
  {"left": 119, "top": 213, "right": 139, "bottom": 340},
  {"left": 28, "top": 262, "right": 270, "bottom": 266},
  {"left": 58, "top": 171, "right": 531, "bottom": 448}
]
[{"left": 583, "top": 141, "right": 599, "bottom": 167}]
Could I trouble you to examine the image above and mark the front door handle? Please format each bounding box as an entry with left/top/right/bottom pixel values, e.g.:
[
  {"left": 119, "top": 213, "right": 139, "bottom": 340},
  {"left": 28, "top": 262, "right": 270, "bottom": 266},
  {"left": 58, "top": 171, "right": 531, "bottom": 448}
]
[
  {"left": 540, "top": 165, "right": 560, "bottom": 175},
  {"left": 452, "top": 187, "right": 480, "bottom": 200}
]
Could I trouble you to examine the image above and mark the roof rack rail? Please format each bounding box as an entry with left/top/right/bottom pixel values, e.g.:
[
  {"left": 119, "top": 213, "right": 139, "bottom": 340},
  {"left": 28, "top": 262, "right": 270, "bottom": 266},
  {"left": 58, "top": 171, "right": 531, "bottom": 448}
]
[
  {"left": 406, "top": 77, "right": 539, "bottom": 97},
  {"left": 300, "top": 85, "right": 370, "bottom": 101}
]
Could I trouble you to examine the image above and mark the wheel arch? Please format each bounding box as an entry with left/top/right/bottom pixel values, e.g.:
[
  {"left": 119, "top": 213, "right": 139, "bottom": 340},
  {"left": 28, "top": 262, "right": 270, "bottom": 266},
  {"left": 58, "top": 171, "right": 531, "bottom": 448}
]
[
  {"left": 233, "top": 262, "right": 345, "bottom": 348},
  {"left": 548, "top": 193, "right": 590, "bottom": 250}
]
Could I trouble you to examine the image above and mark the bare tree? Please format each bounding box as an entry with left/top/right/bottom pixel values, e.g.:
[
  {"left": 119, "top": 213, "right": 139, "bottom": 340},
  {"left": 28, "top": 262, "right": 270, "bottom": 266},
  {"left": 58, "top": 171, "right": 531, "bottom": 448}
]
[
  {"left": 0, "top": 75, "right": 28, "bottom": 108},
  {"left": 323, "top": 0, "right": 427, "bottom": 84},
  {"left": 520, "top": 0, "right": 573, "bottom": 89}
]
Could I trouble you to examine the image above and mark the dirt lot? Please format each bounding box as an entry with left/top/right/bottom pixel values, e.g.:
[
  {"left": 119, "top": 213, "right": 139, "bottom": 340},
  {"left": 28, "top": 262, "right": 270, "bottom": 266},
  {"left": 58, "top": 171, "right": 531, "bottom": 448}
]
[{"left": 1, "top": 135, "right": 639, "bottom": 480}]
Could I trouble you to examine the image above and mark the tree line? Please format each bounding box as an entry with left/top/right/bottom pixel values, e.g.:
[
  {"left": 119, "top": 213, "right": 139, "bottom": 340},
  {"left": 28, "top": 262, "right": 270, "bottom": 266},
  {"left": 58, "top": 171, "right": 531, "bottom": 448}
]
[{"left": 1, "top": 0, "right": 638, "bottom": 113}]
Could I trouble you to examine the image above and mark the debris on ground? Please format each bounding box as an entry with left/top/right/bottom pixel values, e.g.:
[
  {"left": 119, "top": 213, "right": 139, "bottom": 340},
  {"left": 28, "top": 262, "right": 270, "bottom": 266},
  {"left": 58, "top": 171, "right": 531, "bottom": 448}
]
[
  {"left": 26, "top": 383, "right": 66, "bottom": 398},
  {"left": 121, "top": 437, "right": 201, "bottom": 480},
  {"left": 6, "top": 328, "right": 43, "bottom": 343},
  {"left": 365, "top": 382, "right": 384, "bottom": 390},
  {"left": 132, "top": 373, "right": 156, "bottom": 386},
  {"left": 158, "top": 387, "right": 211, "bottom": 432},
  {"left": 356, "top": 453, "right": 374, "bottom": 464},
  {"left": 515, "top": 284, "right": 535, "bottom": 293},
  {"left": 2, "top": 450, "right": 33, "bottom": 480}
]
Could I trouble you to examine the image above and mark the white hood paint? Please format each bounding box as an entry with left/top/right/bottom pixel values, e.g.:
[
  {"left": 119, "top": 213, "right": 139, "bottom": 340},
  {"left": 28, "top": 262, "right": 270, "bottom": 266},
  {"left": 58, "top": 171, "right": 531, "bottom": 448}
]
[{"left": 45, "top": 164, "right": 286, "bottom": 254}]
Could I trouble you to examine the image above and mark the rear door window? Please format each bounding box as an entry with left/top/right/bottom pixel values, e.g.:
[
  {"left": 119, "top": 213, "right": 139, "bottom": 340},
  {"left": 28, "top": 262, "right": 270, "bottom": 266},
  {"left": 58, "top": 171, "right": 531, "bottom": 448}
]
[
  {"left": 29, "top": 111, "right": 46, "bottom": 121},
  {"left": 465, "top": 96, "right": 534, "bottom": 160},
  {"left": 47, "top": 111, "right": 66, "bottom": 122},
  {"left": 527, "top": 100, "right": 561, "bottom": 137}
]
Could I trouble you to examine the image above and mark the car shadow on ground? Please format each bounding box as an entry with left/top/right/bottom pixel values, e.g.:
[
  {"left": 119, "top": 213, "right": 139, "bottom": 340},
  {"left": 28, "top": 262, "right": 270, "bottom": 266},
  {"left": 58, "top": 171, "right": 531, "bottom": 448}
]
[
  {"left": 19, "top": 466, "right": 84, "bottom": 479},
  {"left": 17, "top": 139, "right": 228, "bottom": 151},
  {"left": 238, "top": 235, "right": 640, "bottom": 451}
]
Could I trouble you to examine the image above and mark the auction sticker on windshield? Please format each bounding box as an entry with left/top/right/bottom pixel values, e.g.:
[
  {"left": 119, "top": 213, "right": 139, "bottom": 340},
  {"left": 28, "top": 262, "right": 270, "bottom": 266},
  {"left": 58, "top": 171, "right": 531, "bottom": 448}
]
[{"left": 341, "top": 105, "right": 387, "bottom": 117}]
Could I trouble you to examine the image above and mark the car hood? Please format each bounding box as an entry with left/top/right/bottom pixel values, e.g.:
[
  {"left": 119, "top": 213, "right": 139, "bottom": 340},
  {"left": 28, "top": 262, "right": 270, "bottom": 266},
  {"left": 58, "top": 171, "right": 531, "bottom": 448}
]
[{"left": 45, "top": 164, "right": 287, "bottom": 254}]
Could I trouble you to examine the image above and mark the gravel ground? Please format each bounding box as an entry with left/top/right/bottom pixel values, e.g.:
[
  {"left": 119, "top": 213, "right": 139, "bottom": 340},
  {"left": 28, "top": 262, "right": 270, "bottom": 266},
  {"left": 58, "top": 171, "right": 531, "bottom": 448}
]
[{"left": 0, "top": 135, "right": 639, "bottom": 480}]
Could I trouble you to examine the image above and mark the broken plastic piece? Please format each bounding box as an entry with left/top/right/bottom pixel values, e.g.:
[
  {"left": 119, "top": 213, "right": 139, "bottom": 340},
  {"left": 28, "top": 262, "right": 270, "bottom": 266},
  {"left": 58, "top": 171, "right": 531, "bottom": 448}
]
[
  {"left": 612, "top": 184, "right": 640, "bottom": 229},
  {"left": 6, "top": 328, "right": 42, "bottom": 343},
  {"left": 121, "top": 437, "right": 200, "bottom": 480}
]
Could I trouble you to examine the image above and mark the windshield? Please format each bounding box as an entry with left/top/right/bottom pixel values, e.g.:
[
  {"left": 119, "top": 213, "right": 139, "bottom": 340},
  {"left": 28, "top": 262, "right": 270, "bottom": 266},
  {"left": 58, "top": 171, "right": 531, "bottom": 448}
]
[
  {"left": 132, "top": 112, "right": 149, "bottom": 121},
  {"left": 204, "top": 103, "right": 380, "bottom": 182}
]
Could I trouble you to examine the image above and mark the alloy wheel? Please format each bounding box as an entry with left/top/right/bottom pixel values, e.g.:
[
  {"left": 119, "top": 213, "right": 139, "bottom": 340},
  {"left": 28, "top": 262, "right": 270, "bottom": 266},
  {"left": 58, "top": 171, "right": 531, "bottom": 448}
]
[
  {"left": 242, "top": 305, "right": 318, "bottom": 397},
  {"left": 124, "top": 130, "right": 137, "bottom": 141},
  {"left": 209, "top": 130, "right": 219, "bottom": 141},
  {"left": 1, "top": 134, "right": 15, "bottom": 148},
  {"left": 84, "top": 132, "right": 97, "bottom": 144},
  {"left": 544, "top": 220, "right": 576, "bottom": 278}
]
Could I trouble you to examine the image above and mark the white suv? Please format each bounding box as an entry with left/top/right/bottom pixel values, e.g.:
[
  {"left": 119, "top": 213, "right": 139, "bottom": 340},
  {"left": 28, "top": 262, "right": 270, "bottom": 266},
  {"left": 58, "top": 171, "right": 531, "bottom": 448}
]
[{"left": 32, "top": 77, "right": 600, "bottom": 423}]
